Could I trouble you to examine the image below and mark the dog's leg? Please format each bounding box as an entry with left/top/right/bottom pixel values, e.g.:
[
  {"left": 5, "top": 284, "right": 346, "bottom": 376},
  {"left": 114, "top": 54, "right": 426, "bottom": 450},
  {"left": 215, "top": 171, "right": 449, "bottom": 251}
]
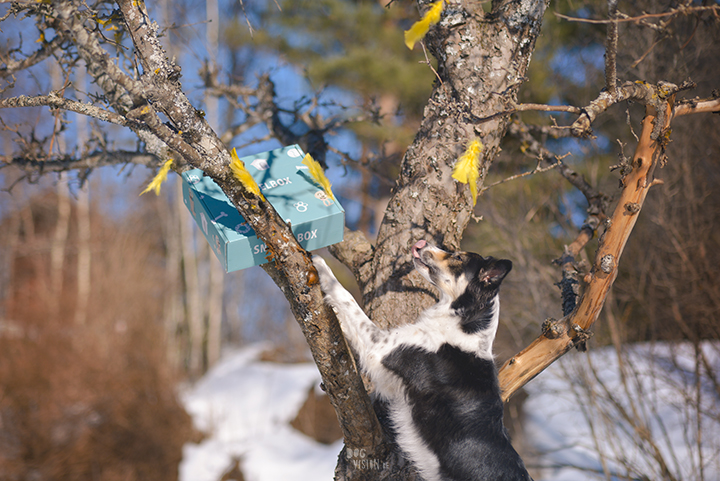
[{"left": 312, "top": 256, "right": 386, "bottom": 367}]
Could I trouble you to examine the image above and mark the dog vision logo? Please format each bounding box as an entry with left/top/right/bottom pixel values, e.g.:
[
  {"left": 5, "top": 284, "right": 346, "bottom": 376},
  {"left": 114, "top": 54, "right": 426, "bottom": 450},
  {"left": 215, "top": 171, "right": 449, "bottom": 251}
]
[{"left": 345, "top": 448, "right": 389, "bottom": 471}]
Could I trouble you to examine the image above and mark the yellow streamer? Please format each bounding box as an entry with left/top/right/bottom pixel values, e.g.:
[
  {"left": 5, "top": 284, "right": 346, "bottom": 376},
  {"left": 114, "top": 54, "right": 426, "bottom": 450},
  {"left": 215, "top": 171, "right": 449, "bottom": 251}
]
[
  {"left": 404, "top": 0, "right": 444, "bottom": 50},
  {"left": 230, "top": 148, "right": 264, "bottom": 200},
  {"left": 301, "top": 153, "right": 335, "bottom": 201},
  {"left": 140, "top": 158, "right": 173, "bottom": 196},
  {"left": 452, "top": 139, "right": 484, "bottom": 205}
]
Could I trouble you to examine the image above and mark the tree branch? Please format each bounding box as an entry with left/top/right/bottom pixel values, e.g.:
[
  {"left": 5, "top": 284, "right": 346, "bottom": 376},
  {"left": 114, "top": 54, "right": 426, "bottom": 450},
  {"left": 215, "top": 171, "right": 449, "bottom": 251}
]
[
  {"left": 328, "top": 227, "right": 376, "bottom": 296},
  {"left": 0, "top": 35, "right": 64, "bottom": 80},
  {"left": 555, "top": 6, "right": 720, "bottom": 26},
  {"left": 0, "top": 93, "right": 130, "bottom": 127},
  {"left": 605, "top": 0, "right": 619, "bottom": 97},
  {"left": 1, "top": 150, "right": 158, "bottom": 175},
  {"left": 506, "top": 120, "right": 610, "bottom": 316},
  {"left": 674, "top": 97, "right": 720, "bottom": 116},
  {"left": 52, "top": 1, "right": 145, "bottom": 109},
  {"left": 113, "top": 0, "right": 388, "bottom": 461},
  {"left": 498, "top": 99, "right": 674, "bottom": 401},
  {"left": 571, "top": 80, "right": 693, "bottom": 137}
]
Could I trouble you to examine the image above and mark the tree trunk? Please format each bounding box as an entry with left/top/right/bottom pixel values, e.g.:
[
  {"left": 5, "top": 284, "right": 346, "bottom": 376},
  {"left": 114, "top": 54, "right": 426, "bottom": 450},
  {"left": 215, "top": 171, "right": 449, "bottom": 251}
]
[
  {"left": 74, "top": 182, "right": 91, "bottom": 326},
  {"left": 50, "top": 175, "right": 71, "bottom": 308},
  {"left": 332, "top": 1, "right": 549, "bottom": 478},
  {"left": 204, "top": 0, "right": 224, "bottom": 368},
  {"left": 161, "top": 183, "right": 184, "bottom": 370},
  {"left": 74, "top": 68, "right": 92, "bottom": 327},
  {"left": 354, "top": 0, "right": 548, "bottom": 325},
  {"left": 178, "top": 185, "right": 204, "bottom": 376}
]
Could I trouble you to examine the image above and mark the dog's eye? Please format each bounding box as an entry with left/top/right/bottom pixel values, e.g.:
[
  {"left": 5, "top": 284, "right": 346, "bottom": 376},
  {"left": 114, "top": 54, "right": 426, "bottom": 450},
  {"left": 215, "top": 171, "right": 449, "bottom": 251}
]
[{"left": 449, "top": 253, "right": 465, "bottom": 264}]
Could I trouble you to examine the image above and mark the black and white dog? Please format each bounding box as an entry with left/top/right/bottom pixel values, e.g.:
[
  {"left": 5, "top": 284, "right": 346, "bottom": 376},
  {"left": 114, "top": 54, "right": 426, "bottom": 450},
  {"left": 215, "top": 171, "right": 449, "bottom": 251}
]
[{"left": 313, "top": 240, "right": 531, "bottom": 481}]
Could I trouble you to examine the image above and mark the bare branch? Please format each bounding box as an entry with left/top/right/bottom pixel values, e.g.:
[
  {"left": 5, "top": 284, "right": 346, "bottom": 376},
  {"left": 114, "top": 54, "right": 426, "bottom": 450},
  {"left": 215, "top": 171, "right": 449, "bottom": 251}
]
[
  {"left": 507, "top": 121, "right": 607, "bottom": 208},
  {"left": 52, "top": 2, "right": 145, "bottom": 109},
  {"left": 507, "top": 120, "right": 610, "bottom": 316},
  {"left": 479, "top": 157, "right": 565, "bottom": 195},
  {"left": 111, "top": 0, "right": 388, "bottom": 458},
  {"left": 514, "top": 103, "right": 583, "bottom": 114},
  {"left": 555, "top": 6, "right": 720, "bottom": 25},
  {"left": 470, "top": 102, "right": 582, "bottom": 124},
  {"left": 2, "top": 150, "right": 158, "bottom": 175},
  {"left": 0, "top": 93, "right": 130, "bottom": 127},
  {"left": 327, "top": 227, "right": 376, "bottom": 295},
  {"left": 674, "top": 97, "right": 720, "bottom": 116},
  {"left": 499, "top": 100, "right": 674, "bottom": 401},
  {"left": 0, "top": 36, "right": 64, "bottom": 80},
  {"left": 571, "top": 80, "right": 694, "bottom": 137}
]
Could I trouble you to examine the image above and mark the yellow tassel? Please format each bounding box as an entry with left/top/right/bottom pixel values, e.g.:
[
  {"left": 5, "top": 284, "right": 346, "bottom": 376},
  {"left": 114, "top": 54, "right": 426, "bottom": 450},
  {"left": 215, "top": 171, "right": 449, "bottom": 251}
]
[
  {"left": 452, "top": 139, "right": 484, "bottom": 205},
  {"left": 230, "top": 148, "right": 265, "bottom": 200},
  {"left": 140, "top": 158, "right": 173, "bottom": 196},
  {"left": 404, "top": 0, "right": 444, "bottom": 50},
  {"left": 301, "top": 153, "right": 335, "bottom": 201}
]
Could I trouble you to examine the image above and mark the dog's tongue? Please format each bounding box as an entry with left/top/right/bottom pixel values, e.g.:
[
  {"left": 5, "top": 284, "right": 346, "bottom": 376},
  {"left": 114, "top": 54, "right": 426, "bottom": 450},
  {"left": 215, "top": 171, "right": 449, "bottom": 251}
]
[{"left": 412, "top": 240, "right": 427, "bottom": 258}]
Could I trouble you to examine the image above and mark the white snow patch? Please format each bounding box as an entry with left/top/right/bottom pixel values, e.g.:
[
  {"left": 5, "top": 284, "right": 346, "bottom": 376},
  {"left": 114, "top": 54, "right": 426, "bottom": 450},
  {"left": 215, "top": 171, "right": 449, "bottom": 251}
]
[
  {"left": 524, "top": 342, "right": 720, "bottom": 481},
  {"left": 179, "top": 342, "right": 720, "bottom": 481},
  {"left": 179, "top": 344, "right": 342, "bottom": 481}
]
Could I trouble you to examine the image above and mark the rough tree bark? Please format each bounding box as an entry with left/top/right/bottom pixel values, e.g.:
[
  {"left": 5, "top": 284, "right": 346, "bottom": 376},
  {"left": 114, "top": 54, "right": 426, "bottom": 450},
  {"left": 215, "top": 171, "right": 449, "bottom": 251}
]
[
  {"left": 324, "top": 1, "right": 552, "bottom": 478},
  {"left": 341, "top": 1, "right": 550, "bottom": 327}
]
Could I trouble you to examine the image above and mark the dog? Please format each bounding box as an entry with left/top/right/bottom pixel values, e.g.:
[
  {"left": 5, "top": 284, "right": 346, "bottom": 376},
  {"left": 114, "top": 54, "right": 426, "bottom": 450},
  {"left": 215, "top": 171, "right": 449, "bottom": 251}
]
[{"left": 313, "top": 240, "right": 531, "bottom": 481}]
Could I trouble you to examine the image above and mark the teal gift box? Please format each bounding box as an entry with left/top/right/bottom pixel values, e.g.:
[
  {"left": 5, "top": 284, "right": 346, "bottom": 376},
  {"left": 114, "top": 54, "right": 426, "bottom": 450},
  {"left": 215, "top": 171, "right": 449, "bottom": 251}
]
[{"left": 180, "top": 145, "right": 345, "bottom": 272}]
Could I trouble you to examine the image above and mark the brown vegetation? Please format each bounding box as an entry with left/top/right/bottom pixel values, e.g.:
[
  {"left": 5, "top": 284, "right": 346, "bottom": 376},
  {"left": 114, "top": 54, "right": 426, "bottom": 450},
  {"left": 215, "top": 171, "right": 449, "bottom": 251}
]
[
  {"left": 291, "top": 386, "right": 344, "bottom": 445},
  {"left": 0, "top": 186, "right": 193, "bottom": 481}
]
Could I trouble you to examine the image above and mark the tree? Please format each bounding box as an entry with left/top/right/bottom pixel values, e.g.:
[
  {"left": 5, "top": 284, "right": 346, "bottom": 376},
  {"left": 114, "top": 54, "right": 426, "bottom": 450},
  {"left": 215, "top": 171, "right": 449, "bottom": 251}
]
[{"left": 2, "top": 0, "right": 719, "bottom": 479}]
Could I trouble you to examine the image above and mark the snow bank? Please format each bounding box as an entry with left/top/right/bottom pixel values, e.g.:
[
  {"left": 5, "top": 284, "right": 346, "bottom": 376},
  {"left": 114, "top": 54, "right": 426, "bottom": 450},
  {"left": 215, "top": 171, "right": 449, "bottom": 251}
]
[
  {"left": 179, "top": 342, "right": 719, "bottom": 481},
  {"left": 179, "top": 345, "right": 342, "bottom": 481},
  {"left": 524, "top": 342, "right": 720, "bottom": 481}
]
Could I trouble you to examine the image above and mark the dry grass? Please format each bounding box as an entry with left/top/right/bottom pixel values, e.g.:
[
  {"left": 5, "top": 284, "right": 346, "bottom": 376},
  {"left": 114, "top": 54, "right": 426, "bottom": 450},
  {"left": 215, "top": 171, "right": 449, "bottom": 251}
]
[{"left": 0, "top": 189, "right": 193, "bottom": 481}]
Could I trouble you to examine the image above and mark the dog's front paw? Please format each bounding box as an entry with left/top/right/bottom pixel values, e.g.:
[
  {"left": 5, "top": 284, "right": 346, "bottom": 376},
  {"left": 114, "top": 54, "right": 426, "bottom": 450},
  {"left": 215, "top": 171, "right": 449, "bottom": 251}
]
[{"left": 312, "top": 255, "right": 338, "bottom": 293}]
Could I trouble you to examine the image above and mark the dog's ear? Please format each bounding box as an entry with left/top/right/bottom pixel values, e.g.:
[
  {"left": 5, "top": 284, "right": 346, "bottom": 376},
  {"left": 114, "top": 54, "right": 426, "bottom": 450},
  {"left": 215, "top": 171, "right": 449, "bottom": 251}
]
[{"left": 478, "top": 259, "right": 512, "bottom": 287}]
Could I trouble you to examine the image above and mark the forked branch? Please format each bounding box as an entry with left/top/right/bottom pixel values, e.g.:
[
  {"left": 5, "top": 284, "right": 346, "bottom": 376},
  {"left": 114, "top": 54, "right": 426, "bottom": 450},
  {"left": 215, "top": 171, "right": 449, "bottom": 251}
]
[{"left": 498, "top": 100, "right": 673, "bottom": 401}]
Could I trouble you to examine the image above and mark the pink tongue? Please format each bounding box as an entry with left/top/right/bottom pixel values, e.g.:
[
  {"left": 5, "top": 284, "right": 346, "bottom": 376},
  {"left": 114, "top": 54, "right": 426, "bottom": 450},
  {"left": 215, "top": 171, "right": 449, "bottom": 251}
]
[{"left": 412, "top": 240, "right": 427, "bottom": 258}]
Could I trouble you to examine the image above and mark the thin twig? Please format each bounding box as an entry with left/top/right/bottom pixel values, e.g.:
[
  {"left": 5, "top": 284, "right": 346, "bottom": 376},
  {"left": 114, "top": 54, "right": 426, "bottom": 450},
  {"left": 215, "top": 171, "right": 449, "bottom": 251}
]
[
  {"left": 555, "top": 6, "right": 720, "bottom": 25},
  {"left": 479, "top": 157, "right": 565, "bottom": 194},
  {"left": 237, "top": 0, "right": 255, "bottom": 37},
  {"left": 420, "top": 41, "right": 443, "bottom": 86}
]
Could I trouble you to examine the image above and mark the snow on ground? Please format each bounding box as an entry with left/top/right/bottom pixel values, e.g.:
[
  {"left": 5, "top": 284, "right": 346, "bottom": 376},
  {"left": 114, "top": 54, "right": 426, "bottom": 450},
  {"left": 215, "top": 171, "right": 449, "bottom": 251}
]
[
  {"left": 179, "top": 342, "right": 720, "bottom": 481},
  {"left": 179, "top": 344, "right": 342, "bottom": 481},
  {"left": 524, "top": 342, "right": 720, "bottom": 481}
]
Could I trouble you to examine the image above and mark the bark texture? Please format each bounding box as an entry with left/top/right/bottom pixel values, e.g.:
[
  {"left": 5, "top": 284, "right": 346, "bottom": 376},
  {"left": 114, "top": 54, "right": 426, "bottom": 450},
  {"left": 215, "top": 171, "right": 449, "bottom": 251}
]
[
  {"left": 345, "top": 0, "right": 550, "bottom": 328},
  {"left": 331, "top": 1, "right": 550, "bottom": 478}
]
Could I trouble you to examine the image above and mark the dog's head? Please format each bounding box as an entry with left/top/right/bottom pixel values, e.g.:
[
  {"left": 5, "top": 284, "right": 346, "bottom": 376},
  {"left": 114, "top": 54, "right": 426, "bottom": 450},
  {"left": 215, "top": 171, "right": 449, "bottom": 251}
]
[{"left": 412, "top": 240, "right": 512, "bottom": 333}]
